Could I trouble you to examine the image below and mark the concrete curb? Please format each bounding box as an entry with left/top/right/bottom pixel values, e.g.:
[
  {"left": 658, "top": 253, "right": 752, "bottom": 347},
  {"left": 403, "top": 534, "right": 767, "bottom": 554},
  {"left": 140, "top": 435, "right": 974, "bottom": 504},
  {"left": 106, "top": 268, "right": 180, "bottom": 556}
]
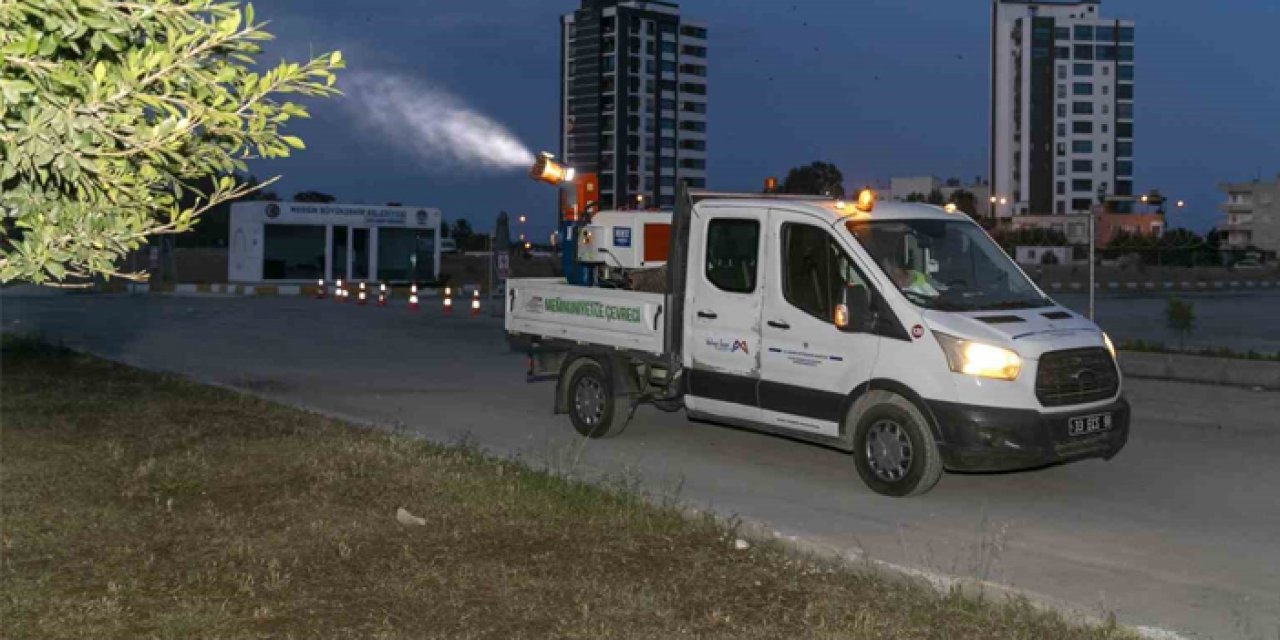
[
  {"left": 1119, "top": 351, "right": 1280, "bottom": 390},
  {"left": 117, "top": 283, "right": 456, "bottom": 298},
  {"left": 1041, "top": 280, "right": 1280, "bottom": 292}
]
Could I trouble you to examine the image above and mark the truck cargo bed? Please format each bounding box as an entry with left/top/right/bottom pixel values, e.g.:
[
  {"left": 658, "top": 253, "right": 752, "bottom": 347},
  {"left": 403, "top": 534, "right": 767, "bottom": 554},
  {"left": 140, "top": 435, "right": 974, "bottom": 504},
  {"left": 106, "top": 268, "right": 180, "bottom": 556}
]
[{"left": 506, "top": 278, "right": 666, "bottom": 355}]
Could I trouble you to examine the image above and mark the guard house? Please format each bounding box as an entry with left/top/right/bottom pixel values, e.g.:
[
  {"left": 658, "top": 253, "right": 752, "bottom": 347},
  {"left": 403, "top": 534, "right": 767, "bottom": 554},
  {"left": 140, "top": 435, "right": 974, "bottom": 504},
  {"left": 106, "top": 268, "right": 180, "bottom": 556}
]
[{"left": 228, "top": 202, "right": 442, "bottom": 284}]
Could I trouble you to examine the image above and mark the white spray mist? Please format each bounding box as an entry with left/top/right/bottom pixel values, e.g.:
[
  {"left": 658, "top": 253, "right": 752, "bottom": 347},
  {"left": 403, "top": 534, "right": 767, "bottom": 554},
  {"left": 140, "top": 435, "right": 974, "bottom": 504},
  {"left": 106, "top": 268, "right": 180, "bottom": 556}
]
[{"left": 343, "top": 71, "right": 534, "bottom": 172}]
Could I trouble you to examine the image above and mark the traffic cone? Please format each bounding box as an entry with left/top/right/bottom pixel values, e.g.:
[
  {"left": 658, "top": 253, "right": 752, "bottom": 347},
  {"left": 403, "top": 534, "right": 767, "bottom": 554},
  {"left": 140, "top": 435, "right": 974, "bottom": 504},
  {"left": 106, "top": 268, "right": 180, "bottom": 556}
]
[
  {"left": 377, "top": 282, "right": 387, "bottom": 307},
  {"left": 408, "top": 284, "right": 420, "bottom": 311},
  {"left": 443, "top": 286, "right": 452, "bottom": 314},
  {"left": 357, "top": 282, "right": 368, "bottom": 306},
  {"left": 335, "top": 279, "right": 345, "bottom": 302},
  {"left": 470, "top": 289, "right": 481, "bottom": 317},
  {"left": 315, "top": 278, "right": 327, "bottom": 299}
]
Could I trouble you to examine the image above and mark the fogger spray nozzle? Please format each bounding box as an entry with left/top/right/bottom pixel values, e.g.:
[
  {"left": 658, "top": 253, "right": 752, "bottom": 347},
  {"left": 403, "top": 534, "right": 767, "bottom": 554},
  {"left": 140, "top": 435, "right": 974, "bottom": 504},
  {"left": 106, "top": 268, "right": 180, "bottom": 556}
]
[{"left": 530, "top": 152, "right": 575, "bottom": 186}]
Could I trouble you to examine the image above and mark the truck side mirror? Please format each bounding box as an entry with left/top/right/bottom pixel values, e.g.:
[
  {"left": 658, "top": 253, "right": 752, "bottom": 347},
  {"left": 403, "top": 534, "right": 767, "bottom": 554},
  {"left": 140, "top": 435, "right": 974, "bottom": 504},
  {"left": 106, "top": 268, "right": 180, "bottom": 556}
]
[{"left": 835, "top": 284, "right": 875, "bottom": 333}]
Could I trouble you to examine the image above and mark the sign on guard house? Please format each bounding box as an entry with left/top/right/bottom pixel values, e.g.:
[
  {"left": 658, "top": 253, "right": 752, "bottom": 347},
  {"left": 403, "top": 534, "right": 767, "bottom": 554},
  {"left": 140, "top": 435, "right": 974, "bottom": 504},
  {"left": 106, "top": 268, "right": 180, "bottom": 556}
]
[{"left": 229, "top": 202, "right": 443, "bottom": 284}]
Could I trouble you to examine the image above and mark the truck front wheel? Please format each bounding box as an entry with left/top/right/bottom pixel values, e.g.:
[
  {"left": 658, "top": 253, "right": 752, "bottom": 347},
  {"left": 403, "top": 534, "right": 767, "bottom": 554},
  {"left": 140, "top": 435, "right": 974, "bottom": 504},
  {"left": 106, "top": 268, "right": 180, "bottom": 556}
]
[
  {"left": 566, "top": 358, "right": 630, "bottom": 439},
  {"left": 851, "top": 396, "right": 943, "bottom": 497}
]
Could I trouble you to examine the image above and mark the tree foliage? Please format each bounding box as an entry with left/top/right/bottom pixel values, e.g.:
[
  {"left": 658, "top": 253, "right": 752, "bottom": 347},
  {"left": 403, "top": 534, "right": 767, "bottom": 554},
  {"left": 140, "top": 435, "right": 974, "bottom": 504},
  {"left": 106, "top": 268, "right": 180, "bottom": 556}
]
[
  {"left": 292, "top": 190, "right": 336, "bottom": 203},
  {"left": 1165, "top": 296, "right": 1195, "bottom": 348},
  {"left": 0, "top": 0, "right": 344, "bottom": 284},
  {"left": 990, "top": 227, "right": 1069, "bottom": 254},
  {"left": 780, "top": 161, "right": 844, "bottom": 199},
  {"left": 950, "top": 189, "right": 977, "bottom": 215}
]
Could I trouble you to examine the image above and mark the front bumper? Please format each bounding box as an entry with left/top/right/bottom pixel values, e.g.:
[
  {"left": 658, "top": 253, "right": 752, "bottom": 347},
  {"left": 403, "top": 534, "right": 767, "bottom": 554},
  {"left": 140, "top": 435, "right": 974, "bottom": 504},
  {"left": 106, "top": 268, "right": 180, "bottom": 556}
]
[{"left": 927, "top": 396, "right": 1130, "bottom": 472}]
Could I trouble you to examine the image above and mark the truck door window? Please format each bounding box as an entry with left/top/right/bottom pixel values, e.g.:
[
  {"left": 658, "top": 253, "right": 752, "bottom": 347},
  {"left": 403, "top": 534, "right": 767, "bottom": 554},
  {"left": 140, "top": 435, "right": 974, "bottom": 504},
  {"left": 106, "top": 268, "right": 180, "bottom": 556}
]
[
  {"left": 782, "top": 223, "right": 869, "bottom": 322},
  {"left": 705, "top": 218, "right": 759, "bottom": 293}
]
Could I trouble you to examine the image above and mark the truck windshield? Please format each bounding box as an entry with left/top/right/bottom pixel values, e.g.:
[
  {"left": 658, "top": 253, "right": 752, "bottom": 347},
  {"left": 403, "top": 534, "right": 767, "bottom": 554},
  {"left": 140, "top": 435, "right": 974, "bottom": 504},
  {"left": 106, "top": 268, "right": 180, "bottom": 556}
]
[{"left": 845, "top": 218, "right": 1053, "bottom": 311}]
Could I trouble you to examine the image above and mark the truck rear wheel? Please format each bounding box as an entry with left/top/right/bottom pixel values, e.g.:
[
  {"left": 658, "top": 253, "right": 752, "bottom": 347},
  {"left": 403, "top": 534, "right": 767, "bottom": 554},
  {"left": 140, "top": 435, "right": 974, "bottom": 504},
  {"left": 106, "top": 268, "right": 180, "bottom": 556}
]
[
  {"left": 851, "top": 396, "right": 943, "bottom": 497},
  {"left": 566, "top": 358, "right": 630, "bottom": 439}
]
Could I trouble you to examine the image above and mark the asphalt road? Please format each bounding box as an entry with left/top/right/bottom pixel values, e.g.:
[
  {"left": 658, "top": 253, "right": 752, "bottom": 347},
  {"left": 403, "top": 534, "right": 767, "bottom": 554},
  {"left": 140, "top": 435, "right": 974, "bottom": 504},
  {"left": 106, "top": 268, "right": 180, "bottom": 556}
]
[{"left": 4, "top": 291, "right": 1279, "bottom": 640}]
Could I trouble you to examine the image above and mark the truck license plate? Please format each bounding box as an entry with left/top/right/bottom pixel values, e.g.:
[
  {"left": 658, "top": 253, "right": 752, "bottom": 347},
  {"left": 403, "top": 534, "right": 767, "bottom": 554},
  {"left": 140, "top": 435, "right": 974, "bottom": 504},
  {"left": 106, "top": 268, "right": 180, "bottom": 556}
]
[{"left": 1068, "top": 413, "right": 1113, "bottom": 437}]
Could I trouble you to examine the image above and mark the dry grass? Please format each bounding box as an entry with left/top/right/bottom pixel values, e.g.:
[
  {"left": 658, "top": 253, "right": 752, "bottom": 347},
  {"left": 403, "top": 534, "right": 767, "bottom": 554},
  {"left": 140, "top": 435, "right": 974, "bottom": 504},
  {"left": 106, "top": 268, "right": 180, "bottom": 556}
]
[{"left": 0, "top": 340, "right": 1137, "bottom": 639}]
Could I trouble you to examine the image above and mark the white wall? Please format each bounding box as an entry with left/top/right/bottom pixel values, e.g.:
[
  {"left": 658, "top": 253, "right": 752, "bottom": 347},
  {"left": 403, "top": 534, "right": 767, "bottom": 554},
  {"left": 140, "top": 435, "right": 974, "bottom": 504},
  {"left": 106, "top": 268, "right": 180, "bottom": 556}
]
[{"left": 228, "top": 202, "right": 442, "bottom": 283}]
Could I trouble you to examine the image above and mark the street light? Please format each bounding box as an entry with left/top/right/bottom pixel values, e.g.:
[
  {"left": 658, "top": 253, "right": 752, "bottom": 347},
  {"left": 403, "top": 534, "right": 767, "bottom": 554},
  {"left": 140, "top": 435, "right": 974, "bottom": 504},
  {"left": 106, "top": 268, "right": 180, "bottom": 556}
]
[{"left": 518, "top": 214, "right": 527, "bottom": 224}]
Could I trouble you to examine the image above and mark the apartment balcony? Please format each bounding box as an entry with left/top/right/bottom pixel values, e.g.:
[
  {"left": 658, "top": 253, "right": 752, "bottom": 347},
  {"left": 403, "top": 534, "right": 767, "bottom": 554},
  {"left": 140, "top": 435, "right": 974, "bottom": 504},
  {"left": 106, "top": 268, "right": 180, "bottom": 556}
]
[
  {"left": 1219, "top": 201, "right": 1253, "bottom": 213},
  {"left": 1218, "top": 221, "right": 1254, "bottom": 233}
]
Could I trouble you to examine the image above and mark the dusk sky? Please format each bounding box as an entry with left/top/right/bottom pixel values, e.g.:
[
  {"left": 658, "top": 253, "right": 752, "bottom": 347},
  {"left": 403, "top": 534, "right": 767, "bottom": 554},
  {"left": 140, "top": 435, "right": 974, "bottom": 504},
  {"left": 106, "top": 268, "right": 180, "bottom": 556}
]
[{"left": 250, "top": 0, "right": 1280, "bottom": 239}]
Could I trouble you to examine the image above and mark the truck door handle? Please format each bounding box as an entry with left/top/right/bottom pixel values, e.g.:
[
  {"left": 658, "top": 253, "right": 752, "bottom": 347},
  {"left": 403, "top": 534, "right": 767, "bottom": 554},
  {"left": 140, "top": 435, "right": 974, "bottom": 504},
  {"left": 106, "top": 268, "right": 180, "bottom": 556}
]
[
  {"left": 697, "top": 310, "right": 718, "bottom": 319},
  {"left": 767, "top": 320, "right": 791, "bottom": 330}
]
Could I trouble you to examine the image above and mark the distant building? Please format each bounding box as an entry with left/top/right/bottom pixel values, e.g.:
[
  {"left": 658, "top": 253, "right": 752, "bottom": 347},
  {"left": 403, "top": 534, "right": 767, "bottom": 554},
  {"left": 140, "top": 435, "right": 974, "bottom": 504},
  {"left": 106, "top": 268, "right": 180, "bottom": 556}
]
[
  {"left": 228, "top": 202, "right": 442, "bottom": 284},
  {"left": 560, "top": 0, "right": 708, "bottom": 210},
  {"left": 991, "top": 0, "right": 1136, "bottom": 220},
  {"left": 886, "top": 176, "right": 992, "bottom": 218},
  {"left": 1010, "top": 209, "right": 1162, "bottom": 249},
  {"left": 1218, "top": 175, "right": 1280, "bottom": 253}
]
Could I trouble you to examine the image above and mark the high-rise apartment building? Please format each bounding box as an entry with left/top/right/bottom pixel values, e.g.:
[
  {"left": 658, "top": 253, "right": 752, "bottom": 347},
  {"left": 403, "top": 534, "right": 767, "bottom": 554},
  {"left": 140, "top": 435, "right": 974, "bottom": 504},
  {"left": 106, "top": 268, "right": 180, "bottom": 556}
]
[
  {"left": 1219, "top": 175, "right": 1280, "bottom": 254},
  {"left": 560, "top": 0, "right": 708, "bottom": 210},
  {"left": 991, "top": 0, "right": 1135, "bottom": 221}
]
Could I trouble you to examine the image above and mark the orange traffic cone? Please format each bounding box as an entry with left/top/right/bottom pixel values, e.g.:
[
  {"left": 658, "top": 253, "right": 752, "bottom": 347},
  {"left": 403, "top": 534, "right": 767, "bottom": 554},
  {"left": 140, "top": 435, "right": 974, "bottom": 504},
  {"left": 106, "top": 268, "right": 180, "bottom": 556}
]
[
  {"left": 408, "top": 284, "right": 420, "bottom": 311},
  {"left": 470, "top": 289, "right": 481, "bottom": 317},
  {"left": 335, "top": 279, "right": 345, "bottom": 302},
  {"left": 315, "top": 278, "right": 327, "bottom": 299},
  {"left": 357, "top": 282, "right": 368, "bottom": 306},
  {"left": 377, "top": 282, "right": 387, "bottom": 307},
  {"left": 443, "top": 286, "right": 453, "bottom": 314}
]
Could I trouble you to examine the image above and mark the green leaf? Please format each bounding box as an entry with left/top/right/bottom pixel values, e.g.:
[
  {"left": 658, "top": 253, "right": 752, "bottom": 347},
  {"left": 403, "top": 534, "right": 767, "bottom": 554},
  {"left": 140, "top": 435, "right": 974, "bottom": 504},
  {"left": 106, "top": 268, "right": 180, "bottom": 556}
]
[{"left": 0, "top": 0, "right": 340, "bottom": 285}]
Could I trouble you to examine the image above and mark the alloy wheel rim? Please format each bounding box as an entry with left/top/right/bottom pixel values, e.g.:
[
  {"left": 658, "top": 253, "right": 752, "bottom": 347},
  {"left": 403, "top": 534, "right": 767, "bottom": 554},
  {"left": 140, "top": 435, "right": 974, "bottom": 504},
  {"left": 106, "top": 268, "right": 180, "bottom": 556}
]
[
  {"left": 574, "top": 377, "right": 605, "bottom": 426},
  {"left": 866, "top": 419, "right": 913, "bottom": 482}
]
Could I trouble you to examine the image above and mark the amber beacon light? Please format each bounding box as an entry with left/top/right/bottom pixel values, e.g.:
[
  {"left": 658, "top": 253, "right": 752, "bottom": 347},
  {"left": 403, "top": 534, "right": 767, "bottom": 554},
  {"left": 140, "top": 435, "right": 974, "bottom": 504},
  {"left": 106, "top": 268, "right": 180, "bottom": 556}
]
[{"left": 854, "top": 188, "right": 876, "bottom": 213}]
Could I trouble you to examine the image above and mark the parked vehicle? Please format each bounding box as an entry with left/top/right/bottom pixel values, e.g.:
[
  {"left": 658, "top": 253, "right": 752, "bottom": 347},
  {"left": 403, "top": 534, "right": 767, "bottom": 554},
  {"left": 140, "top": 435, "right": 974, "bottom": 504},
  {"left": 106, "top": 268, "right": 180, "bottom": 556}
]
[{"left": 506, "top": 186, "right": 1129, "bottom": 497}]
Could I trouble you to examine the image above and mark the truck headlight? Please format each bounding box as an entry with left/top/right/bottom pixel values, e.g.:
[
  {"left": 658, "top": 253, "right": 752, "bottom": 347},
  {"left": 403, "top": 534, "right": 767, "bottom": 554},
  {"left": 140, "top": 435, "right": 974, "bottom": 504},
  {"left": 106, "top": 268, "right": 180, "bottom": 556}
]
[
  {"left": 1102, "top": 332, "right": 1116, "bottom": 360},
  {"left": 934, "top": 333, "right": 1022, "bottom": 381}
]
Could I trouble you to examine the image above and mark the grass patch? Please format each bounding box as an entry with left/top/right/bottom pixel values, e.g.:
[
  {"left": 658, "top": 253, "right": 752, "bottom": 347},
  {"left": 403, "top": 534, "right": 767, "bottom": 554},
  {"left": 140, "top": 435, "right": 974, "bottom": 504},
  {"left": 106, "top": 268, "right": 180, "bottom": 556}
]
[
  {"left": 1120, "top": 339, "right": 1280, "bottom": 362},
  {"left": 1, "top": 340, "right": 1137, "bottom": 639}
]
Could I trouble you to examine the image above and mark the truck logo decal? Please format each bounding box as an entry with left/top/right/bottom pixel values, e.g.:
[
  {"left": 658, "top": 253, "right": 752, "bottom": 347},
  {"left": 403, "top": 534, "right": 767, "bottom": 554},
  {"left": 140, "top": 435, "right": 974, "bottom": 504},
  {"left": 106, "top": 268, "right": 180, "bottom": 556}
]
[
  {"left": 543, "top": 297, "right": 643, "bottom": 323},
  {"left": 767, "top": 346, "right": 841, "bottom": 367},
  {"left": 613, "top": 227, "right": 632, "bottom": 248},
  {"left": 705, "top": 338, "right": 750, "bottom": 355}
]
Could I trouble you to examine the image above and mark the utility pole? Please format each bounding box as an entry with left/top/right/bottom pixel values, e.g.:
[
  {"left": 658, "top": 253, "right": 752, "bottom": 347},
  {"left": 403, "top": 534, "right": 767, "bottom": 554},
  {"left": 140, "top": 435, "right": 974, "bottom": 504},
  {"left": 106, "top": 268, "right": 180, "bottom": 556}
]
[
  {"left": 1088, "top": 209, "right": 1096, "bottom": 321},
  {"left": 1090, "top": 185, "right": 1106, "bottom": 321}
]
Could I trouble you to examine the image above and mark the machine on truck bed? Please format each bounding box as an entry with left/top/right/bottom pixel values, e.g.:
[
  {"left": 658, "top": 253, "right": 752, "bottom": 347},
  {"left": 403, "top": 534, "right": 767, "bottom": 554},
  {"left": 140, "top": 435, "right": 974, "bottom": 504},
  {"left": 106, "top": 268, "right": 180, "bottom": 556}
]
[{"left": 508, "top": 159, "right": 1128, "bottom": 497}]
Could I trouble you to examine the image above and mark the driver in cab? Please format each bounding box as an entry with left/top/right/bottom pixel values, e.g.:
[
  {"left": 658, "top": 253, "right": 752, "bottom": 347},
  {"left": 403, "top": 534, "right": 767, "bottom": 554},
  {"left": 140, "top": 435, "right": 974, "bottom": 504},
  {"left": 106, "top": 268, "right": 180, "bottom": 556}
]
[{"left": 882, "top": 257, "right": 941, "bottom": 298}]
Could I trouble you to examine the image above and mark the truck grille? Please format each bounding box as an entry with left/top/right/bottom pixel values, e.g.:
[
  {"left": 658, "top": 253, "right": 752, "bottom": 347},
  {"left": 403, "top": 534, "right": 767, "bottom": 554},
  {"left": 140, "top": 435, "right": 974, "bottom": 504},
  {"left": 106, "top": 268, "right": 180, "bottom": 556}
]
[{"left": 1035, "top": 348, "right": 1119, "bottom": 407}]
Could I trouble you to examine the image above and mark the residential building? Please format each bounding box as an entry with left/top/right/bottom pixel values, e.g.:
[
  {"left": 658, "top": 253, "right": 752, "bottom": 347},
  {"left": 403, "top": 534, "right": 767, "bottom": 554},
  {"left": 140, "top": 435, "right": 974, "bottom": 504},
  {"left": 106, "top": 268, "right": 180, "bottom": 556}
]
[
  {"left": 991, "top": 0, "right": 1136, "bottom": 221},
  {"left": 1218, "top": 175, "right": 1280, "bottom": 253},
  {"left": 560, "top": 0, "right": 708, "bottom": 211},
  {"left": 1010, "top": 208, "right": 1162, "bottom": 249},
  {"left": 886, "top": 176, "right": 992, "bottom": 218}
]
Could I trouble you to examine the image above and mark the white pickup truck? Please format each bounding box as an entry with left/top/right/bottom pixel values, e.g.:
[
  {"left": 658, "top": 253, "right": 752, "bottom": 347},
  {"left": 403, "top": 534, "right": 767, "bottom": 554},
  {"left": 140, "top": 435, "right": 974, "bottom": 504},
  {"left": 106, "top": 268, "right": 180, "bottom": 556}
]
[{"left": 506, "top": 188, "right": 1129, "bottom": 496}]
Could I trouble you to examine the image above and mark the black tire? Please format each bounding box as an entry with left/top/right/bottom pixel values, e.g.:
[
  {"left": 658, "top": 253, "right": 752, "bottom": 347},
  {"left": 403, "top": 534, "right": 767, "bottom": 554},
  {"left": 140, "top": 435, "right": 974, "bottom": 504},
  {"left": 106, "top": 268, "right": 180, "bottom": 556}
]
[
  {"left": 565, "top": 358, "right": 630, "bottom": 439},
  {"left": 851, "top": 396, "right": 944, "bottom": 497}
]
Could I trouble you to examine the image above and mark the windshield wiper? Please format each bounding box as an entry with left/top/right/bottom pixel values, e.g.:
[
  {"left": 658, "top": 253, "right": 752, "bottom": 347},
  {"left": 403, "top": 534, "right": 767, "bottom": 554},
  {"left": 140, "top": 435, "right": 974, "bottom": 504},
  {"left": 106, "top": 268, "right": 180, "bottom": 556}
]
[
  {"left": 899, "top": 289, "right": 970, "bottom": 311},
  {"left": 898, "top": 290, "right": 936, "bottom": 306}
]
